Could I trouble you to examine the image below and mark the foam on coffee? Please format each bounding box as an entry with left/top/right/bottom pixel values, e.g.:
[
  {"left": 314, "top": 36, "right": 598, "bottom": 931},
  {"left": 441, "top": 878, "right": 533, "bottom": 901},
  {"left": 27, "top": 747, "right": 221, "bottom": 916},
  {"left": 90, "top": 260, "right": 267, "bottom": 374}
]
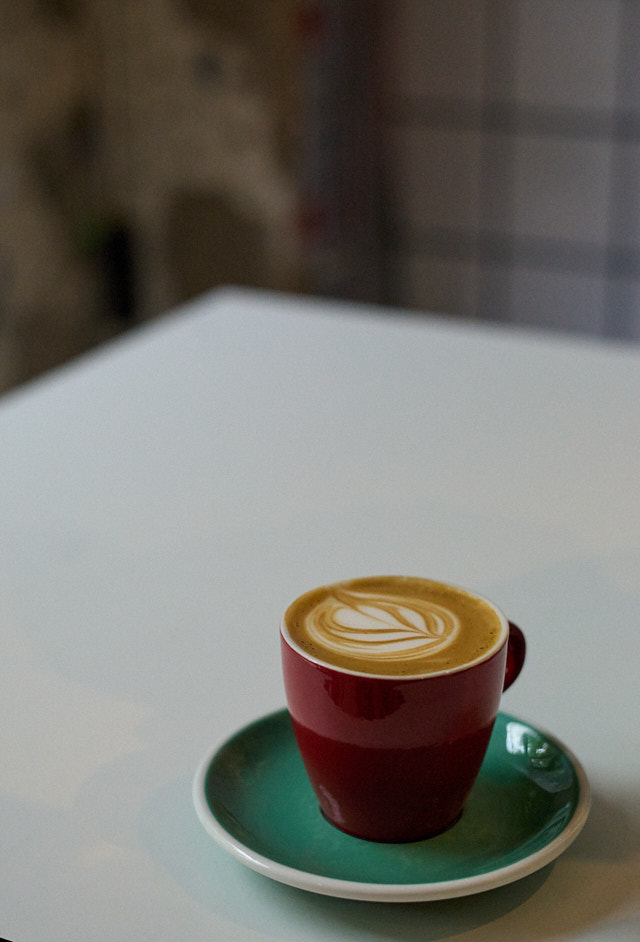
[{"left": 283, "top": 576, "right": 506, "bottom": 677}]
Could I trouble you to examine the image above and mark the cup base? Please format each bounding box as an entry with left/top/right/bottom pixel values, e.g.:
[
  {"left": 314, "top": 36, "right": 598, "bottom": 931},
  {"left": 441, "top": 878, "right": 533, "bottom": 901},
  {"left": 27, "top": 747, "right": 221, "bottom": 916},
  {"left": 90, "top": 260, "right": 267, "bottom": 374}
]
[{"left": 319, "top": 806, "right": 464, "bottom": 844}]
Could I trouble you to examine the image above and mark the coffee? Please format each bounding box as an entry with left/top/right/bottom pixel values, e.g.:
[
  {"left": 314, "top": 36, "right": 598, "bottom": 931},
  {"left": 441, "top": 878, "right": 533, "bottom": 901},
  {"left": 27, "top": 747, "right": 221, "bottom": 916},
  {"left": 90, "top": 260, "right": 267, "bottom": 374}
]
[{"left": 283, "top": 575, "right": 506, "bottom": 677}]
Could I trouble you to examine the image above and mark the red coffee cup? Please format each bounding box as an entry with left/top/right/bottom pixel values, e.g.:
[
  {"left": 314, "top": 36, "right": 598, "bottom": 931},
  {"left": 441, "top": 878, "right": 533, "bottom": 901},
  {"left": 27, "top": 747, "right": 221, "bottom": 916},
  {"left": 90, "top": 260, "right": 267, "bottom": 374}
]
[{"left": 281, "top": 577, "right": 526, "bottom": 843}]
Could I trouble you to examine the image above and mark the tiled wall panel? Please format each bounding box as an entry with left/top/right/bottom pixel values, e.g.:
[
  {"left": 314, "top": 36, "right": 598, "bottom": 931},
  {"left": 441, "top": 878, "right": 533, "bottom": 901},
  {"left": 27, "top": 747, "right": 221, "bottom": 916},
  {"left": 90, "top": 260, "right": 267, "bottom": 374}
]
[{"left": 384, "top": 0, "right": 640, "bottom": 341}]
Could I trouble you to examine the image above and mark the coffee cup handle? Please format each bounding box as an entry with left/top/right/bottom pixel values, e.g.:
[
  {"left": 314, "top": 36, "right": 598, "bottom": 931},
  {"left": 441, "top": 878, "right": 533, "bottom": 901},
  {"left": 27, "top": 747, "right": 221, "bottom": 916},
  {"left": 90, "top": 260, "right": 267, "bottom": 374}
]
[{"left": 503, "top": 622, "right": 526, "bottom": 691}]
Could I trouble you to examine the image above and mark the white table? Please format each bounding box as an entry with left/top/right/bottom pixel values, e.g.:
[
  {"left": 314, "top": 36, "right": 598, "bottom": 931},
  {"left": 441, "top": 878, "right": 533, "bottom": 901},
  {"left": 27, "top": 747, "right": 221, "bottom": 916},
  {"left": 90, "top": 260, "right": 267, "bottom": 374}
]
[{"left": 0, "top": 288, "right": 638, "bottom": 941}]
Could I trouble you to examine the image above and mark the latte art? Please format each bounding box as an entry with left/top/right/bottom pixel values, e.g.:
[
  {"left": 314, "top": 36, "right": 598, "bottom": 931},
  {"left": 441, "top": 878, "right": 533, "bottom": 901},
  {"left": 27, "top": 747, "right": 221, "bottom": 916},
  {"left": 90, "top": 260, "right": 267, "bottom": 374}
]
[
  {"left": 307, "top": 589, "right": 460, "bottom": 663},
  {"left": 284, "top": 576, "right": 506, "bottom": 677}
]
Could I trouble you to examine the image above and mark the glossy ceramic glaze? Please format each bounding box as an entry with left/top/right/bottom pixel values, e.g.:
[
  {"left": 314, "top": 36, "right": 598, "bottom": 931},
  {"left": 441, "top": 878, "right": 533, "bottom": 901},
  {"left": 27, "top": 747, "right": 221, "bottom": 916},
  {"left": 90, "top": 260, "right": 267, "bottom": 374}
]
[
  {"left": 192, "top": 709, "right": 590, "bottom": 902},
  {"left": 281, "top": 619, "right": 525, "bottom": 841}
]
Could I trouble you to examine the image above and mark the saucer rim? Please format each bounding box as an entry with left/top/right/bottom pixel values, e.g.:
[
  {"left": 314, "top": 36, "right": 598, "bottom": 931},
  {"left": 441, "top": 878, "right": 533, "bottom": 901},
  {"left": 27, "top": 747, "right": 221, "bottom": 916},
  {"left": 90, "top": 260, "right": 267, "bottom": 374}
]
[{"left": 192, "top": 709, "right": 591, "bottom": 903}]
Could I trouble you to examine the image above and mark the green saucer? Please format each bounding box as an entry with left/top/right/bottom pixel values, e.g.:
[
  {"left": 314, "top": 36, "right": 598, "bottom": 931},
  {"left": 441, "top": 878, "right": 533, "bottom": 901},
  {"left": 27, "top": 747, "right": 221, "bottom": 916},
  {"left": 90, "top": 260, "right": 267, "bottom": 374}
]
[{"left": 193, "top": 709, "right": 590, "bottom": 902}]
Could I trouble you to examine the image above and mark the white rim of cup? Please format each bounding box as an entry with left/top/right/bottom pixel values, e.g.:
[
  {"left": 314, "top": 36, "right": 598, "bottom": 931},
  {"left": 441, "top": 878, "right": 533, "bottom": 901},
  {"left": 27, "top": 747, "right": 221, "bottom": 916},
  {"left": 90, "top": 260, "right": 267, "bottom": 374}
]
[{"left": 280, "top": 577, "right": 511, "bottom": 680}]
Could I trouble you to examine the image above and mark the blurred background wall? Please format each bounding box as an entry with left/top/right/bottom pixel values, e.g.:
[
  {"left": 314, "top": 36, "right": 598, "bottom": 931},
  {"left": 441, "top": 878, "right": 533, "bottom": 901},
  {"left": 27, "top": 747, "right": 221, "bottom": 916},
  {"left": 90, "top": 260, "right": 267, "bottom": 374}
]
[
  {"left": 382, "top": 0, "right": 640, "bottom": 342},
  {"left": 1, "top": 1, "right": 639, "bottom": 393},
  {"left": 0, "top": 0, "right": 304, "bottom": 392}
]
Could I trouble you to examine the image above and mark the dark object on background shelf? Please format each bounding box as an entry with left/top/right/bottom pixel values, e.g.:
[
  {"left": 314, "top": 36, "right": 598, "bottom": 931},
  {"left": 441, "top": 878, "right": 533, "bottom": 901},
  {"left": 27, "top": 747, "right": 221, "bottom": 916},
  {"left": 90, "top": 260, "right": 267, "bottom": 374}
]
[{"left": 98, "top": 224, "right": 136, "bottom": 323}]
